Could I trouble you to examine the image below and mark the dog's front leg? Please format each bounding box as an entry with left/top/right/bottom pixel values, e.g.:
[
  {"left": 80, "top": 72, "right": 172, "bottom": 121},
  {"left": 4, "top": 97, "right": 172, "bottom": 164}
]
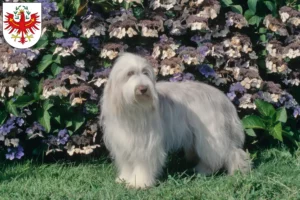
[
  {"left": 128, "top": 161, "right": 157, "bottom": 189},
  {"left": 127, "top": 149, "right": 166, "bottom": 189},
  {"left": 115, "top": 156, "right": 133, "bottom": 183}
]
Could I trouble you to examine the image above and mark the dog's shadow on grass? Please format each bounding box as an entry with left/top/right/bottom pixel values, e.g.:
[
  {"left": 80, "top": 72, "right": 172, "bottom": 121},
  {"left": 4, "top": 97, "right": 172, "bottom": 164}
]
[{"left": 159, "top": 150, "right": 226, "bottom": 184}]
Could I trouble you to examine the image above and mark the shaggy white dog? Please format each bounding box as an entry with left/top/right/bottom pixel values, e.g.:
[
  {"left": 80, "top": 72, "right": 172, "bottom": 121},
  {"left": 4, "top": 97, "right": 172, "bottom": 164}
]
[{"left": 100, "top": 53, "right": 251, "bottom": 189}]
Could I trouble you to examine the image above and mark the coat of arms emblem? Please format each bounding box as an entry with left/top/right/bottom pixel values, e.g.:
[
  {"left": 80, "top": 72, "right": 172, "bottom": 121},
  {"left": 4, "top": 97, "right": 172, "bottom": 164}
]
[{"left": 2, "top": 3, "right": 42, "bottom": 49}]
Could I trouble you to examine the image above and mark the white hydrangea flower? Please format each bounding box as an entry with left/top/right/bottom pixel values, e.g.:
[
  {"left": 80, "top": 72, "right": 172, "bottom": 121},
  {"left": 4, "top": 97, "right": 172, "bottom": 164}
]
[
  {"left": 141, "top": 26, "right": 159, "bottom": 37},
  {"left": 160, "top": 65, "right": 171, "bottom": 76},
  {"left": 190, "top": 22, "right": 208, "bottom": 30},
  {"left": 152, "top": 46, "right": 161, "bottom": 59},
  {"left": 71, "top": 97, "right": 87, "bottom": 106},
  {"left": 280, "top": 12, "right": 290, "bottom": 22},
  {"left": 94, "top": 78, "right": 107, "bottom": 87},
  {"left": 161, "top": 48, "right": 176, "bottom": 59},
  {"left": 100, "top": 49, "right": 119, "bottom": 60},
  {"left": 239, "top": 94, "right": 256, "bottom": 109},
  {"left": 42, "top": 86, "right": 69, "bottom": 99},
  {"left": 75, "top": 60, "right": 85, "bottom": 68},
  {"left": 69, "top": 74, "right": 79, "bottom": 85}
]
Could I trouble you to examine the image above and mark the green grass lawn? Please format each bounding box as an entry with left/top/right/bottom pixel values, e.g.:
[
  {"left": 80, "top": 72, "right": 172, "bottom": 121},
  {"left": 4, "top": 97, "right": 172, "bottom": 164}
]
[{"left": 1, "top": 148, "right": 300, "bottom": 200}]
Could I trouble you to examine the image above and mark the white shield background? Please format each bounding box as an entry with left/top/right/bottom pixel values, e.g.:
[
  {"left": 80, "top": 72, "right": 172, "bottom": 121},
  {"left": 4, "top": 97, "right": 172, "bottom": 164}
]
[{"left": 2, "top": 3, "right": 42, "bottom": 49}]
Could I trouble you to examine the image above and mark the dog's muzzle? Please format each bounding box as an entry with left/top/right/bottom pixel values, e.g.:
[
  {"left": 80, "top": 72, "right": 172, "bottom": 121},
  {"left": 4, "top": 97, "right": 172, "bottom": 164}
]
[{"left": 135, "top": 85, "right": 149, "bottom": 96}]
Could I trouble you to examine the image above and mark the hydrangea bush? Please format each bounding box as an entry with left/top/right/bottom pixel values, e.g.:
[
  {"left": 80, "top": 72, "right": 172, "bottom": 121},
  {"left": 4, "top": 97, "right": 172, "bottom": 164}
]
[{"left": 0, "top": 0, "right": 300, "bottom": 161}]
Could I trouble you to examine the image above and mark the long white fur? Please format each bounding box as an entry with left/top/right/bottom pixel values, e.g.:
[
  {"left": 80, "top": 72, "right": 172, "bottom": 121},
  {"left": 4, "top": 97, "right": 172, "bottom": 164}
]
[{"left": 100, "top": 53, "right": 251, "bottom": 188}]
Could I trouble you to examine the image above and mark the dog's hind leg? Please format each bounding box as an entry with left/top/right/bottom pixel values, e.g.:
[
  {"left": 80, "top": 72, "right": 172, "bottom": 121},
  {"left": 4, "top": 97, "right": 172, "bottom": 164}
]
[
  {"left": 194, "top": 160, "right": 216, "bottom": 175},
  {"left": 191, "top": 126, "right": 227, "bottom": 175},
  {"left": 225, "top": 148, "right": 251, "bottom": 175}
]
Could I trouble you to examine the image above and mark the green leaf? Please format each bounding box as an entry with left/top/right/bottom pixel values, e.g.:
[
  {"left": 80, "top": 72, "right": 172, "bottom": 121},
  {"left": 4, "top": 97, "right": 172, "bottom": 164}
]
[
  {"left": 264, "top": 1, "right": 275, "bottom": 12},
  {"left": 85, "top": 102, "right": 99, "bottom": 115},
  {"left": 132, "top": 6, "right": 145, "bottom": 19},
  {"left": 248, "top": 15, "right": 262, "bottom": 26},
  {"left": 51, "top": 63, "right": 62, "bottom": 76},
  {"left": 54, "top": 114, "right": 61, "bottom": 124},
  {"left": 37, "top": 54, "right": 53, "bottom": 73},
  {"left": 68, "top": 130, "right": 74, "bottom": 136},
  {"left": 269, "top": 123, "right": 283, "bottom": 141},
  {"left": 38, "top": 78, "right": 44, "bottom": 95},
  {"left": 231, "top": 5, "right": 243, "bottom": 14},
  {"left": 52, "top": 32, "right": 64, "bottom": 38},
  {"left": 53, "top": 55, "right": 61, "bottom": 64},
  {"left": 259, "top": 27, "right": 267, "bottom": 33},
  {"left": 221, "top": 0, "right": 233, "bottom": 7},
  {"left": 0, "top": 110, "right": 8, "bottom": 125},
  {"left": 245, "top": 128, "right": 257, "bottom": 137},
  {"left": 5, "top": 100, "right": 19, "bottom": 116},
  {"left": 13, "top": 95, "right": 36, "bottom": 108},
  {"left": 72, "top": 114, "right": 85, "bottom": 132},
  {"left": 247, "top": 0, "right": 257, "bottom": 13},
  {"left": 33, "top": 38, "right": 48, "bottom": 49},
  {"left": 65, "top": 120, "right": 72, "bottom": 128},
  {"left": 43, "top": 100, "right": 54, "bottom": 111},
  {"left": 51, "top": 110, "right": 61, "bottom": 124},
  {"left": 244, "top": 9, "right": 255, "bottom": 20},
  {"left": 63, "top": 18, "right": 73, "bottom": 29},
  {"left": 254, "top": 99, "right": 276, "bottom": 117},
  {"left": 242, "top": 115, "right": 266, "bottom": 129},
  {"left": 276, "top": 107, "right": 287, "bottom": 123},
  {"left": 37, "top": 108, "right": 51, "bottom": 133},
  {"left": 73, "top": 0, "right": 81, "bottom": 13},
  {"left": 260, "top": 34, "right": 266, "bottom": 42}
]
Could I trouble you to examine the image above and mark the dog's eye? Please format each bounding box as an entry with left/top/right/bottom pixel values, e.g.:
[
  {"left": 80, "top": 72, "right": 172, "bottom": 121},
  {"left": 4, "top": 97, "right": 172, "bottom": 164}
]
[
  {"left": 142, "top": 71, "right": 149, "bottom": 76},
  {"left": 127, "top": 71, "right": 134, "bottom": 77}
]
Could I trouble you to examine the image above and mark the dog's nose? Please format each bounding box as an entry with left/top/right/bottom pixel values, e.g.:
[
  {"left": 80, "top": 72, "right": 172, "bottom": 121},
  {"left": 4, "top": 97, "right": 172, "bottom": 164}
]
[{"left": 138, "top": 85, "right": 148, "bottom": 94}]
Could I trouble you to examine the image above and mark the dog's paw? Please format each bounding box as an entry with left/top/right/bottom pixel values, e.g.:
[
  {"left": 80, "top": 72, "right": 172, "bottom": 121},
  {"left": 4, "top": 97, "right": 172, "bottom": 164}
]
[
  {"left": 115, "top": 177, "right": 125, "bottom": 184},
  {"left": 126, "top": 182, "right": 150, "bottom": 189},
  {"left": 126, "top": 177, "right": 155, "bottom": 189}
]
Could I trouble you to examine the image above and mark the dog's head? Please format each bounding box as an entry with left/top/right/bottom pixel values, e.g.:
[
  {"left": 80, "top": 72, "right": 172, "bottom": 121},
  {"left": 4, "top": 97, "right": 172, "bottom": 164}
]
[{"left": 104, "top": 53, "right": 158, "bottom": 108}]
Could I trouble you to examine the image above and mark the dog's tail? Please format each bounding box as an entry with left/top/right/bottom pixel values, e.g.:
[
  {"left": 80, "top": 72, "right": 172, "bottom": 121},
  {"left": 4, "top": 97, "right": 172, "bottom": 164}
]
[{"left": 225, "top": 148, "right": 252, "bottom": 175}]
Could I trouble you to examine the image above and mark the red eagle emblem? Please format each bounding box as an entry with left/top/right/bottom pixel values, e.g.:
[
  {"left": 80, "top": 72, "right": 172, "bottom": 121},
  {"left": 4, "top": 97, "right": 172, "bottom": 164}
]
[{"left": 4, "top": 9, "right": 40, "bottom": 44}]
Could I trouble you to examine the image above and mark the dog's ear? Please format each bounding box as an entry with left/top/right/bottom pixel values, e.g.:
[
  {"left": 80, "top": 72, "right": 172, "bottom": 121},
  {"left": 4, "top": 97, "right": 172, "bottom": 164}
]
[{"left": 104, "top": 78, "right": 112, "bottom": 96}]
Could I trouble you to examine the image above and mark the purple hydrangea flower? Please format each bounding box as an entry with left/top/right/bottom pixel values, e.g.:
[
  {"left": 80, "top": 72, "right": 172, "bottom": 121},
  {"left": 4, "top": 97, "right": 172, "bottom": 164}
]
[
  {"left": 293, "top": 106, "right": 300, "bottom": 118},
  {"left": 159, "top": 35, "right": 169, "bottom": 43},
  {"left": 94, "top": 68, "right": 111, "bottom": 78},
  {"left": 227, "top": 92, "right": 236, "bottom": 101},
  {"left": 198, "top": 46, "right": 210, "bottom": 56},
  {"left": 0, "top": 124, "right": 15, "bottom": 136},
  {"left": 55, "top": 38, "right": 80, "bottom": 48},
  {"left": 279, "top": 93, "right": 298, "bottom": 109},
  {"left": 16, "top": 118, "right": 24, "bottom": 126},
  {"left": 37, "top": 0, "right": 58, "bottom": 20},
  {"left": 170, "top": 73, "right": 183, "bottom": 82},
  {"left": 170, "top": 73, "right": 195, "bottom": 82},
  {"left": 51, "top": 17, "right": 63, "bottom": 25},
  {"left": 0, "top": 116, "right": 24, "bottom": 137},
  {"left": 15, "top": 49, "right": 39, "bottom": 61},
  {"left": 26, "top": 122, "right": 46, "bottom": 134},
  {"left": 57, "top": 129, "right": 69, "bottom": 145},
  {"left": 88, "top": 37, "right": 100, "bottom": 50},
  {"left": 70, "top": 25, "right": 82, "bottom": 36},
  {"left": 5, "top": 146, "right": 24, "bottom": 160},
  {"left": 229, "top": 82, "right": 246, "bottom": 94},
  {"left": 191, "top": 35, "right": 210, "bottom": 45},
  {"left": 198, "top": 64, "right": 216, "bottom": 78}
]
